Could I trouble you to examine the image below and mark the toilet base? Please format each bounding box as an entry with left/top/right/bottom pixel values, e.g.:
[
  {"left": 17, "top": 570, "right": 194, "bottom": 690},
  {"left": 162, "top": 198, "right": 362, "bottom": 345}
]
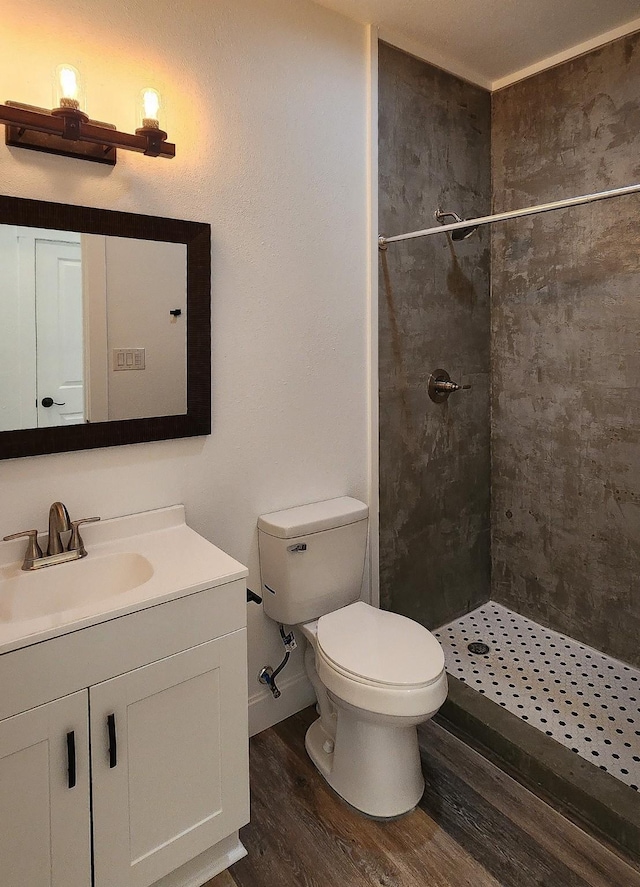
[{"left": 304, "top": 707, "right": 425, "bottom": 818}]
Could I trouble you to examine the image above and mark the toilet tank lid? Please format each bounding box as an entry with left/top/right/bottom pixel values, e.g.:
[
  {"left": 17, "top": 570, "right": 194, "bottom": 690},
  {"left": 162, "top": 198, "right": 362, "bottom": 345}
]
[{"left": 257, "top": 497, "right": 368, "bottom": 539}]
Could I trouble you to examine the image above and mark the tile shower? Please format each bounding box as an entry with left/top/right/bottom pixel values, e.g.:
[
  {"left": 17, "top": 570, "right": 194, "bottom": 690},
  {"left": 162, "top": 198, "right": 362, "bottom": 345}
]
[
  {"left": 435, "top": 603, "right": 640, "bottom": 790},
  {"left": 379, "top": 33, "right": 640, "bottom": 817}
]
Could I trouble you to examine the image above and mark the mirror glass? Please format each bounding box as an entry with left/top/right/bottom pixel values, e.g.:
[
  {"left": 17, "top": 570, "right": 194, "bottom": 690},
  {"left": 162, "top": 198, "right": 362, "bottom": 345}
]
[
  {"left": 0, "top": 225, "right": 187, "bottom": 432},
  {"left": 0, "top": 195, "right": 210, "bottom": 461}
]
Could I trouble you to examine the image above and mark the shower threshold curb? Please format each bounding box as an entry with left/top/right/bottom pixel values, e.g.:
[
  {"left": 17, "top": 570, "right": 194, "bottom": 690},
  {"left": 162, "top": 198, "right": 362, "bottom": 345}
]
[{"left": 435, "top": 675, "right": 640, "bottom": 863}]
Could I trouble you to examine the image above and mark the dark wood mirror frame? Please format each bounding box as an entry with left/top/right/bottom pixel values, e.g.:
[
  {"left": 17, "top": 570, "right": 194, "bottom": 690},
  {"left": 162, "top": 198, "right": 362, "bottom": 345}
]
[{"left": 0, "top": 195, "right": 211, "bottom": 460}]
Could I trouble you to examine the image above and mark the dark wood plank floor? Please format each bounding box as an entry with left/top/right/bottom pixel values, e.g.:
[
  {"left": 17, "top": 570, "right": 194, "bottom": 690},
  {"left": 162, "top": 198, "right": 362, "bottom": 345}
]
[{"left": 207, "top": 707, "right": 639, "bottom": 887}]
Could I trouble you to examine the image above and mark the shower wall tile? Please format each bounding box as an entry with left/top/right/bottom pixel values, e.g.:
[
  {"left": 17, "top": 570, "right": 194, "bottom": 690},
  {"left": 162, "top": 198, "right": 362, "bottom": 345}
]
[
  {"left": 378, "top": 43, "right": 492, "bottom": 628},
  {"left": 491, "top": 33, "right": 640, "bottom": 668}
]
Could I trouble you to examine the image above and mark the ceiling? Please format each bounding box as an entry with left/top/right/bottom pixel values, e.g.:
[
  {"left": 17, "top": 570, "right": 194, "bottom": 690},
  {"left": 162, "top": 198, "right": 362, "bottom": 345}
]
[{"left": 313, "top": 0, "right": 640, "bottom": 89}]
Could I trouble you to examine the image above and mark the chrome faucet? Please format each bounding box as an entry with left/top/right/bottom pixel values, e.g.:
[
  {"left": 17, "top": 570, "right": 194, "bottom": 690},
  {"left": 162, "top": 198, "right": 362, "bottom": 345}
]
[
  {"left": 47, "top": 501, "right": 71, "bottom": 555},
  {"left": 3, "top": 503, "right": 100, "bottom": 571}
]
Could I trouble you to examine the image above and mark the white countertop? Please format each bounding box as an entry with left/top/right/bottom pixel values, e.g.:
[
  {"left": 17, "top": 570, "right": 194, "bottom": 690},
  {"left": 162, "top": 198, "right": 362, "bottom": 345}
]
[{"left": 0, "top": 505, "right": 248, "bottom": 655}]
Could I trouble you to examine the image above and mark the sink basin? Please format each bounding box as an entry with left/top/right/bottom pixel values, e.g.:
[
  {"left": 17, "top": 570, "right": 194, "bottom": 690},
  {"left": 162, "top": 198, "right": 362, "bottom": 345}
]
[{"left": 0, "top": 552, "right": 154, "bottom": 623}]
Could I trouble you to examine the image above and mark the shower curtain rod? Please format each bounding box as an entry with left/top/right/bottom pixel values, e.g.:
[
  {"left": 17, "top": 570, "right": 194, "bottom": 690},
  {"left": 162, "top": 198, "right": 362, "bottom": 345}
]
[{"left": 378, "top": 182, "right": 640, "bottom": 248}]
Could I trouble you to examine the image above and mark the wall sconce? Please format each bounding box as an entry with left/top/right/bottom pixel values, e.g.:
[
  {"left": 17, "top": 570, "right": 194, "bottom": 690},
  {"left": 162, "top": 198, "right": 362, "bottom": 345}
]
[{"left": 0, "top": 65, "right": 175, "bottom": 166}]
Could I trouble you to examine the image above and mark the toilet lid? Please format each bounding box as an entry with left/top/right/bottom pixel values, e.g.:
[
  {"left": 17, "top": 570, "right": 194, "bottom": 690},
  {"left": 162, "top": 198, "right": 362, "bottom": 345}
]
[{"left": 316, "top": 601, "right": 445, "bottom": 687}]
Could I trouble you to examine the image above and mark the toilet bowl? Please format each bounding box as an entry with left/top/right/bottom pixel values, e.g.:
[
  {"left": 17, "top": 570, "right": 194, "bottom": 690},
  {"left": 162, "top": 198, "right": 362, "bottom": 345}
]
[
  {"left": 301, "top": 601, "right": 447, "bottom": 817},
  {"left": 257, "top": 497, "right": 448, "bottom": 818}
]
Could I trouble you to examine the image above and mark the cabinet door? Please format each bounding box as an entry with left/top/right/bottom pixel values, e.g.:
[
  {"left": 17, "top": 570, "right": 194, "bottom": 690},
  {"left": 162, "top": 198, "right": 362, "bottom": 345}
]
[
  {"left": 0, "top": 691, "right": 91, "bottom": 887},
  {"left": 90, "top": 632, "right": 249, "bottom": 887}
]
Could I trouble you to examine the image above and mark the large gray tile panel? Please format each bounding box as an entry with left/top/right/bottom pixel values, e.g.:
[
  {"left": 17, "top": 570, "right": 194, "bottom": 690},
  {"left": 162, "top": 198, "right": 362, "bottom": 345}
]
[
  {"left": 378, "top": 43, "right": 492, "bottom": 628},
  {"left": 491, "top": 33, "right": 640, "bottom": 667}
]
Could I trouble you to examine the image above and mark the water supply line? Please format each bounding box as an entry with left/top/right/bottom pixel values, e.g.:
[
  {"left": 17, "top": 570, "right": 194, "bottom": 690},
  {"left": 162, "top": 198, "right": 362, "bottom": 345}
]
[{"left": 259, "top": 624, "right": 297, "bottom": 699}]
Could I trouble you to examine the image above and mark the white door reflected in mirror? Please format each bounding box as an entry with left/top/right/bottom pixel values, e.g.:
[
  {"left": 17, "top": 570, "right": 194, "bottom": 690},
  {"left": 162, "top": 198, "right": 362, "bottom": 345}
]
[{"left": 35, "top": 235, "right": 85, "bottom": 428}]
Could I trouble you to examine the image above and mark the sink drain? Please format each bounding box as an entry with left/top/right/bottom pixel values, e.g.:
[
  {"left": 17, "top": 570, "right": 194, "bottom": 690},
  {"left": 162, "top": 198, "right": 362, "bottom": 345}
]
[{"left": 468, "top": 641, "right": 490, "bottom": 655}]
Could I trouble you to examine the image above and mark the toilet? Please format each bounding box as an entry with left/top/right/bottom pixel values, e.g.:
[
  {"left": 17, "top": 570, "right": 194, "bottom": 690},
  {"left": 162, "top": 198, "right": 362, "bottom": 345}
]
[{"left": 258, "top": 496, "right": 448, "bottom": 818}]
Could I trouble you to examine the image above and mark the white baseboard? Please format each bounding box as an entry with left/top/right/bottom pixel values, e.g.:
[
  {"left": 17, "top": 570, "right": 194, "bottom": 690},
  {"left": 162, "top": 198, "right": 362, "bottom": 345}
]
[
  {"left": 248, "top": 668, "right": 316, "bottom": 736},
  {"left": 153, "top": 833, "right": 247, "bottom": 887}
]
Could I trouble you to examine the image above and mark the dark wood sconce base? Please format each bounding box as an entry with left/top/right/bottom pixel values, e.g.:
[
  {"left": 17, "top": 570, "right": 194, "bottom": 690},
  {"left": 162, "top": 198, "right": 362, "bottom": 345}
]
[{"left": 0, "top": 101, "right": 175, "bottom": 165}]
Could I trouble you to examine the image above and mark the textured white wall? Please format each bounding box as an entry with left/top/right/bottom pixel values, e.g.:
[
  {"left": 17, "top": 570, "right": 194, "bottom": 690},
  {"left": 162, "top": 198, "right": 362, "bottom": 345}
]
[{"left": 0, "top": 0, "right": 370, "bottom": 732}]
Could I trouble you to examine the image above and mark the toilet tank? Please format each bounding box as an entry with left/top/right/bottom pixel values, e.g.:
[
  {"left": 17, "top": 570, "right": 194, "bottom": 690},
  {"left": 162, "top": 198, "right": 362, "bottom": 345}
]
[{"left": 258, "top": 497, "right": 369, "bottom": 625}]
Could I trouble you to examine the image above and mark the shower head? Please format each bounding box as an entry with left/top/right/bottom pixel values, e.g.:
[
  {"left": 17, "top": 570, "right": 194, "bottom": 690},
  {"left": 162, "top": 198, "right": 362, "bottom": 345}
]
[
  {"left": 451, "top": 224, "right": 479, "bottom": 241},
  {"left": 434, "top": 207, "right": 479, "bottom": 241}
]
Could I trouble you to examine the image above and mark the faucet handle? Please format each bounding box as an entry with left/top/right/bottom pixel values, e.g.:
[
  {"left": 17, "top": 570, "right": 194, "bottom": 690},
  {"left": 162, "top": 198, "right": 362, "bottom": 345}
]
[
  {"left": 3, "top": 529, "right": 43, "bottom": 567},
  {"left": 68, "top": 517, "right": 101, "bottom": 557}
]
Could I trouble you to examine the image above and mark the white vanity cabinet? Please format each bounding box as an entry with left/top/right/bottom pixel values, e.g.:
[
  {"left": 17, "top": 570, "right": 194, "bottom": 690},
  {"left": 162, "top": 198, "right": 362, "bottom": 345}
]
[
  {"left": 91, "top": 634, "right": 248, "bottom": 887},
  {"left": 0, "top": 691, "right": 91, "bottom": 887},
  {"left": 0, "top": 508, "right": 250, "bottom": 887}
]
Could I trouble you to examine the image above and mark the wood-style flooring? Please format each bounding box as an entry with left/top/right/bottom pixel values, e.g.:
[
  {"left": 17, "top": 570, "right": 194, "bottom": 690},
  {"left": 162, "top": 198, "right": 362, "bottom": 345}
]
[{"left": 207, "top": 707, "right": 639, "bottom": 887}]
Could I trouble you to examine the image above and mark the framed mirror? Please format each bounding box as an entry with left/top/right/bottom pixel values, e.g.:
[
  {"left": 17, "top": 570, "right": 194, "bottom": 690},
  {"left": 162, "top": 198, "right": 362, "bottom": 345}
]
[{"left": 0, "top": 195, "right": 210, "bottom": 460}]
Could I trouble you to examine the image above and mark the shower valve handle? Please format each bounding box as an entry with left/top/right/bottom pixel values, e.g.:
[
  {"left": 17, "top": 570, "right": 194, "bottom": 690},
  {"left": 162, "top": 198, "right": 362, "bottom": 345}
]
[
  {"left": 428, "top": 369, "right": 471, "bottom": 403},
  {"left": 433, "top": 380, "right": 469, "bottom": 394}
]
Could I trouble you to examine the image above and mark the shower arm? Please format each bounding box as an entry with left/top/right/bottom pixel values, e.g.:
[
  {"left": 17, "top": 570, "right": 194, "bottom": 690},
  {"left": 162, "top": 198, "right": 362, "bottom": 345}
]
[{"left": 378, "top": 182, "right": 640, "bottom": 248}]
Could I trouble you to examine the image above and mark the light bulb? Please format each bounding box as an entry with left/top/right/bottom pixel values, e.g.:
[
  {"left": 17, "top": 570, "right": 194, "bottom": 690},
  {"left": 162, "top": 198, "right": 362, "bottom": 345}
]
[
  {"left": 143, "top": 89, "right": 160, "bottom": 120},
  {"left": 139, "top": 88, "right": 161, "bottom": 129},
  {"left": 54, "top": 64, "right": 84, "bottom": 111},
  {"left": 60, "top": 66, "right": 78, "bottom": 100}
]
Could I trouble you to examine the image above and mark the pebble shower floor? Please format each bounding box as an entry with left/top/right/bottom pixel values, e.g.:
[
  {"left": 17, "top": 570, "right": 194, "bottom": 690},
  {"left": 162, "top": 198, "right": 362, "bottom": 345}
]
[{"left": 435, "top": 602, "right": 640, "bottom": 790}]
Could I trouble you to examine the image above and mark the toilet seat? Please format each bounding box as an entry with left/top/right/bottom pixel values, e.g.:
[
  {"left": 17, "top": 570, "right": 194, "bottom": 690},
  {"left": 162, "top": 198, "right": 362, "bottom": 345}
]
[
  {"left": 318, "top": 653, "right": 442, "bottom": 691},
  {"left": 313, "top": 602, "right": 448, "bottom": 718},
  {"left": 316, "top": 601, "right": 445, "bottom": 688}
]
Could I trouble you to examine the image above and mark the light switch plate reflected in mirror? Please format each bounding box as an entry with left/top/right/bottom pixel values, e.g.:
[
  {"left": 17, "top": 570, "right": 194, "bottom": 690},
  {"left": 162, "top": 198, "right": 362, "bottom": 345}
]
[{"left": 113, "top": 349, "right": 146, "bottom": 371}]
